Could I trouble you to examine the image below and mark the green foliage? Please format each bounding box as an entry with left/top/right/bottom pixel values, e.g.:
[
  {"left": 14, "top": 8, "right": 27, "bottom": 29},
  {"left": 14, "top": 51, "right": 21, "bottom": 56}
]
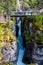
[
  {"left": 0, "top": 52, "right": 3, "bottom": 58},
  {"left": 0, "top": 62, "right": 16, "bottom": 65},
  {"left": 23, "top": 0, "right": 30, "bottom": 8},
  {"left": 0, "top": 6, "right": 4, "bottom": 16},
  {"left": 0, "top": 63, "right": 9, "bottom": 65},
  {"left": 0, "top": 0, "right": 16, "bottom": 15},
  {"left": 22, "top": 0, "right": 39, "bottom": 10},
  {"left": 30, "top": 0, "right": 39, "bottom": 8},
  {"left": 10, "top": 62, "right": 16, "bottom": 65},
  {"left": 35, "top": 15, "right": 43, "bottom": 30},
  {"left": 27, "top": 64, "right": 36, "bottom": 65},
  {"left": 34, "top": 15, "right": 43, "bottom": 44},
  {"left": 25, "top": 34, "right": 31, "bottom": 42},
  {"left": 24, "top": 15, "right": 43, "bottom": 45}
]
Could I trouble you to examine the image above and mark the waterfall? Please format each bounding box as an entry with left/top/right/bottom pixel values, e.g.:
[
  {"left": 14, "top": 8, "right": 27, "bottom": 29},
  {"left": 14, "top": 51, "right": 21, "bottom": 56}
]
[
  {"left": 17, "top": 17, "right": 23, "bottom": 49},
  {"left": 17, "top": 17, "right": 26, "bottom": 65}
]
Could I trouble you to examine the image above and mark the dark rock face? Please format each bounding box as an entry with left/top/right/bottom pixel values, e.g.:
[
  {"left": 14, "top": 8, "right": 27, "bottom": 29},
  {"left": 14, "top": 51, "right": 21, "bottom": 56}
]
[
  {"left": 22, "top": 44, "right": 34, "bottom": 64},
  {"left": 22, "top": 17, "right": 34, "bottom": 64},
  {"left": 32, "top": 46, "right": 43, "bottom": 64},
  {"left": 22, "top": 17, "right": 43, "bottom": 64}
]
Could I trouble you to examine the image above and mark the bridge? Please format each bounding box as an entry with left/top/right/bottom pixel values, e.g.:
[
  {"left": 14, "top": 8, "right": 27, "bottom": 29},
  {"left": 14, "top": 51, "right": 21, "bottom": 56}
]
[{"left": 9, "top": 11, "right": 40, "bottom": 17}]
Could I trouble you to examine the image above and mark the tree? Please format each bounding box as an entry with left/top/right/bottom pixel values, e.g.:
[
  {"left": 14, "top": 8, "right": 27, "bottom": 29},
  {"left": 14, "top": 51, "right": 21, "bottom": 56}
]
[
  {"left": 21, "top": 0, "right": 39, "bottom": 10},
  {"left": 0, "top": 0, "right": 16, "bottom": 15},
  {"left": 22, "top": 0, "right": 30, "bottom": 10},
  {"left": 30, "top": 0, "right": 39, "bottom": 8}
]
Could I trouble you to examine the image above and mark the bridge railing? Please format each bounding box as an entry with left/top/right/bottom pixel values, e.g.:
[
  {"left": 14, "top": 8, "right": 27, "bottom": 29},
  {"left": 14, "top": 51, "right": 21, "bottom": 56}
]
[{"left": 9, "top": 11, "right": 40, "bottom": 16}]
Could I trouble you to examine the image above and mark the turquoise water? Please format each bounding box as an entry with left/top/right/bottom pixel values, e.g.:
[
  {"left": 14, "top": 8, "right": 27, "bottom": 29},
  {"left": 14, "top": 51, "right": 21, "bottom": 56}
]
[
  {"left": 17, "top": 36, "right": 26, "bottom": 65},
  {"left": 17, "top": 17, "right": 26, "bottom": 65},
  {"left": 17, "top": 48, "right": 25, "bottom": 65}
]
